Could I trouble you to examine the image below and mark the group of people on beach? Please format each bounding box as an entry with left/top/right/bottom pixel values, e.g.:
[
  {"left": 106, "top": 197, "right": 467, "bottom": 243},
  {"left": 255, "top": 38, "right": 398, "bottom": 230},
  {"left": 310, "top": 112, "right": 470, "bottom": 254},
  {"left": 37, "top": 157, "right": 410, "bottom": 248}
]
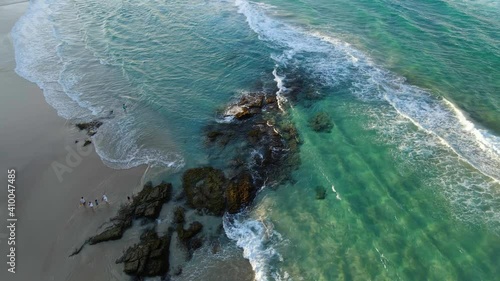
[
  {"left": 79, "top": 194, "right": 109, "bottom": 210},
  {"left": 79, "top": 194, "right": 133, "bottom": 210}
]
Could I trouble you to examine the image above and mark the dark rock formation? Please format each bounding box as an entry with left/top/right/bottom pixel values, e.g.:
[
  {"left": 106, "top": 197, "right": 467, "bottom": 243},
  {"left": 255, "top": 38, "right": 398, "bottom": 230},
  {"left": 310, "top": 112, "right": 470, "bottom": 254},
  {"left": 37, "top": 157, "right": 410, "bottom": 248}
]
[
  {"left": 69, "top": 239, "right": 90, "bottom": 257},
  {"left": 309, "top": 112, "right": 333, "bottom": 132},
  {"left": 89, "top": 206, "right": 134, "bottom": 244},
  {"left": 182, "top": 166, "right": 260, "bottom": 215},
  {"left": 176, "top": 221, "right": 204, "bottom": 257},
  {"left": 177, "top": 221, "right": 203, "bottom": 242},
  {"left": 133, "top": 181, "right": 172, "bottom": 219},
  {"left": 316, "top": 186, "right": 327, "bottom": 200},
  {"left": 188, "top": 237, "right": 203, "bottom": 251},
  {"left": 182, "top": 167, "right": 227, "bottom": 216},
  {"left": 173, "top": 206, "right": 186, "bottom": 224},
  {"left": 116, "top": 229, "right": 171, "bottom": 278},
  {"left": 223, "top": 93, "right": 265, "bottom": 120},
  {"left": 83, "top": 140, "right": 92, "bottom": 147},
  {"left": 226, "top": 173, "right": 256, "bottom": 214},
  {"left": 76, "top": 121, "right": 103, "bottom": 136},
  {"left": 203, "top": 90, "right": 302, "bottom": 213},
  {"left": 238, "top": 94, "right": 264, "bottom": 108},
  {"left": 89, "top": 181, "right": 172, "bottom": 245}
]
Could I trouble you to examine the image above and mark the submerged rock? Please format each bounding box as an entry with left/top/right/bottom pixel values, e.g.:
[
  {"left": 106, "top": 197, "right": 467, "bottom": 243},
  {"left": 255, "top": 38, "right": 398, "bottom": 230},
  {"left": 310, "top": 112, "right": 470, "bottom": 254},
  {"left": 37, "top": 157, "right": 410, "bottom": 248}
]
[
  {"left": 309, "top": 112, "right": 333, "bottom": 133},
  {"left": 206, "top": 130, "right": 224, "bottom": 142},
  {"left": 316, "top": 186, "right": 327, "bottom": 200},
  {"left": 116, "top": 229, "right": 172, "bottom": 278},
  {"left": 176, "top": 221, "right": 204, "bottom": 258}
]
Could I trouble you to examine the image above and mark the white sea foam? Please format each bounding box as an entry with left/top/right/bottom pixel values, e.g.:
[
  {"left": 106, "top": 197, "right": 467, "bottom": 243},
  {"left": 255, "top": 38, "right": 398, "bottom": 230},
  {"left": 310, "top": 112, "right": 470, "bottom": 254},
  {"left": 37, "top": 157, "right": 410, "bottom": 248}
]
[
  {"left": 331, "top": 184, "right": 341, "bottom": 201},
  {"left": 234, "top": 0, "right": 500, "bottom": 183},
  {"left": 11, "top": 0, "right": 186, "bottom": 170},
  {"left": 272, "top": 68, "right": 288, "bottom": 112},
  {"left": 233, "top": 0, "right": 500, "bottom": 233},
  {"left": 223, "top": 214, "right": 289, "bottom": 281}
]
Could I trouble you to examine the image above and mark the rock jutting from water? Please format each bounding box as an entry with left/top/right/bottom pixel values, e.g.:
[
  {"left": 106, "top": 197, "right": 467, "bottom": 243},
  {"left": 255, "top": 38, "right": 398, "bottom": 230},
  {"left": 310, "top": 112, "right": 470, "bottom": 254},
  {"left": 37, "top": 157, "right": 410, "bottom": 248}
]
[
  {"left": 182, "top": 167, "right": 227, "bottom": 216},
  {"left": 71, "top": 87, "right": 301, "bottom": 280},
  {"left": 205, "top": 91, "right": 301, "bottom": 190},
  {"left": 181, "top": 167, "right": 258, "bottom": 215},
  {"left": 75, "top": 120, "right": 103, "bottom": 136},
  {"left": 116, "top": 228, "right": 172, "bottom": 278}
]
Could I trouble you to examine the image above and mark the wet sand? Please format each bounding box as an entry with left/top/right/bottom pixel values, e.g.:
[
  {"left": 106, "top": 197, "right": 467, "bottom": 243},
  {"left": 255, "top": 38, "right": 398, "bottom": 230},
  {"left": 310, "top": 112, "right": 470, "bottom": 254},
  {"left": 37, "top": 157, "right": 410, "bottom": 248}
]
[{"left": 0, "top": 2, "right": 147, "bottom": 280}]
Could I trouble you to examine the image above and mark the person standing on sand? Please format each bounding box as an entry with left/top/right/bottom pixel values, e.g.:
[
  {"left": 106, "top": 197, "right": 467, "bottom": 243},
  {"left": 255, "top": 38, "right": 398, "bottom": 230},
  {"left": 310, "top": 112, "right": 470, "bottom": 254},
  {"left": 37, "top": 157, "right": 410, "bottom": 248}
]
[
  {"left": 122, "top": 103, "right": 127, "bottom": 112},
  {"left": 102, "top": 194, "right": 109, "bottom": 204},
  {"left": 80, "top": 197, "right": 86, "bottom": 207},
  {"left": 95, "top": 199, "right": 99, "bottom": 207},
  {"left": 88, "top": 201, "right": 94, "bottom": 211}
]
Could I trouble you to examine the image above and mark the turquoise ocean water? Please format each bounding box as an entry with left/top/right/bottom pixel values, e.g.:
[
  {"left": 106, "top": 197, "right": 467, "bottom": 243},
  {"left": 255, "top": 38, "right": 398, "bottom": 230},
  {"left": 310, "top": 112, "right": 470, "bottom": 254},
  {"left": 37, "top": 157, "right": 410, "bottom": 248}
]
[{"left": 12, "top": 0, "right": 500, "bottom": 280}]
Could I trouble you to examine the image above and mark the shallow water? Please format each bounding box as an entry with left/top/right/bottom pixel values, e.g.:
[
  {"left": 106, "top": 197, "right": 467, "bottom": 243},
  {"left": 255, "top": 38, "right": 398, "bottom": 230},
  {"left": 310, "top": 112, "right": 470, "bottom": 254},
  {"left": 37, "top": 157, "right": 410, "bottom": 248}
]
[{"left": 11, "top": 0, "right": 500, "bottom": 280}]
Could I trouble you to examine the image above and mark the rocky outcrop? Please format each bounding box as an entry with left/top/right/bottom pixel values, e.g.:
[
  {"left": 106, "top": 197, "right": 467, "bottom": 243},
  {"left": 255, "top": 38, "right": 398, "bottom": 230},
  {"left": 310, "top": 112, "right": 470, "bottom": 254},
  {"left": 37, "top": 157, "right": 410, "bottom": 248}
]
[
  {"left": 133, "top": 181, "right": 172, "bottom": 219},
  {"left": 226, "top": 173, "right": 256, "bottom": 214},
  {"left": 89, "top": 181, "right": 172, "bottom": 245},
  {"left": 89, "top": 205, "right": 134, "bottom": 244},
  {"left": 176, "top": 221, "right": 204, "bottom": 256},
  {"left": 177, "top": 221, "right": 203, "bottom": 243},
  {"left": 75, "top": 121, "right": 103, "bottom": 136},
  {"left": 173, "top": 206, "right": 186, "bottom": 224},
  {"left": 182, "top": 167, "right": 227, "bottom": 216},
  {"left": 116, "top": 229, "right": 172, "bottom": 278},
  {"left": 201, "top": 91, "right": 302, "bottom": 215},
  {"left": 182, "top": 167, "right": 258, "bottom": 216},
  {"left": 224, "top": 94, "right": 265, "bottom": 120},
  {"left": 238, "top": 94, "right": 264, "bottom": 108}
]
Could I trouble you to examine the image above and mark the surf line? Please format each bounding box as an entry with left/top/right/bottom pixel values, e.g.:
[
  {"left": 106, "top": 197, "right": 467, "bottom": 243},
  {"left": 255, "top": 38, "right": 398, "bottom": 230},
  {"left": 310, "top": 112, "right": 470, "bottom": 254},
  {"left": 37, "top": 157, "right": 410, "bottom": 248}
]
[
  {"left": 272, "top": 67, "right": 289, "bottom": 113},
  {"left": 383, "top": 94, "right": 500, "bottom": 184}
]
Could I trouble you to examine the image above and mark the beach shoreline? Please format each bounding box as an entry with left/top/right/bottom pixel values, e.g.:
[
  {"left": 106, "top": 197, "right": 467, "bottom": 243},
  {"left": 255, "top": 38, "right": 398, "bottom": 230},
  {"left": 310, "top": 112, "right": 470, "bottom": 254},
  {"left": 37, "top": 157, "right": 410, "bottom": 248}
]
[
  {"left": 0, "top": 2, "right": 255, "bottom": 280},
  {"left": 0, "top": 2, "right": 149, "bottom": 280}
]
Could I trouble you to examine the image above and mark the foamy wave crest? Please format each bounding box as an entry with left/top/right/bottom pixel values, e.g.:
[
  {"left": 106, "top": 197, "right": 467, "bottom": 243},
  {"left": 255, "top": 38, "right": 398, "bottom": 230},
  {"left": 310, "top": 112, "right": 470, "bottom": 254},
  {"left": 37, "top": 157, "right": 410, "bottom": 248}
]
[
  {"left": 272, "top": 68, "right": 288, "bottom": 112},
  {"left": 12, "top": 0, "right": 185, "bottom": 170},
  {"left": 12, "top": 0, "right": 95, "bottom": 119},
  {"left": 234, "top": 0, "right": 500, "bottom": 183},
  {"left": 223, "top": 214, "right": 290, "bottom": 281}
]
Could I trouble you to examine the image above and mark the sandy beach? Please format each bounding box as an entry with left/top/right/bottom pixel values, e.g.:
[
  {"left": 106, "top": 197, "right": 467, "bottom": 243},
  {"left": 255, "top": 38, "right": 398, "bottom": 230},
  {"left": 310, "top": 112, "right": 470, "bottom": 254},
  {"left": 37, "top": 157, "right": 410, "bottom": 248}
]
[{"left": 0, "top": 2, "right": 148, "bottom": 280}]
